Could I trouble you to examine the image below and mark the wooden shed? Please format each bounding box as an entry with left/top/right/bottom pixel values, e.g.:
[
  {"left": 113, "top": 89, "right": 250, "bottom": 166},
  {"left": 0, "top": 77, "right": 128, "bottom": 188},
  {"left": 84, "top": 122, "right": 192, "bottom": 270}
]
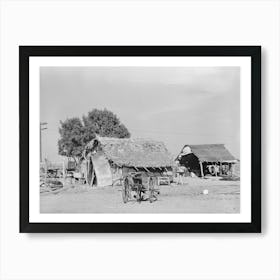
[
  {"left": 176, "top": 144, "right": 237, "bottom": 177},
  {"left": 83, "top": 136, "right": 174, "bottom": 187}
]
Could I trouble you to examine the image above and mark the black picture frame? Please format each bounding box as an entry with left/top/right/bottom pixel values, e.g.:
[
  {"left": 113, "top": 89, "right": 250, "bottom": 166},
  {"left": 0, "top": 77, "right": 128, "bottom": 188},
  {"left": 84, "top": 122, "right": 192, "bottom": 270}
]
[{"left": 20, "top": 46, "right": 261, "bottom": 233}]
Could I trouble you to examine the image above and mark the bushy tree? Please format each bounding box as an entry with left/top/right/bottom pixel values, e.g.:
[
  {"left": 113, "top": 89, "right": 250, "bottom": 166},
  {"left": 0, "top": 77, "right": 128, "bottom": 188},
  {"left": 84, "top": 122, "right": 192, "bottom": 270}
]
[
  {"left": 58, "top": 117, "right": 86, "bottom": 162},
  {"left": 82, "top": 109, "right": 130, "bottom": 142},
  {"left": 58, "top": 109, "right": 130, "bottom": 161}
]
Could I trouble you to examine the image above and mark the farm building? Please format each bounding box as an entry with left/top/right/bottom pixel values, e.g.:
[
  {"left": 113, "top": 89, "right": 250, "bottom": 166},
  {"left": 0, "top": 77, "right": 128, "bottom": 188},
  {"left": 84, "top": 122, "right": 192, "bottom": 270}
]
[
  {"left": 82, "top": 136, "right": 174, "bottom": 187},
  {"left": 176, "top": 144, "right": 238, "bottom": 177}
]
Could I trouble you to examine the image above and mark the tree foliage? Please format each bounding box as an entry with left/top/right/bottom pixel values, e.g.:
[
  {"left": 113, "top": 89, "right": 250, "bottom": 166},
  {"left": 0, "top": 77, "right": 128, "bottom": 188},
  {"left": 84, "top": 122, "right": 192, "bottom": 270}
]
[
  {"left": 58, "top": 109, "right": 130, "bottom": 161},
  {"left": 58, "top": 117, "right": 85, "bottom": 162},
  {"left": 82, "top": 109, "right": 130, "bottom": 143}
]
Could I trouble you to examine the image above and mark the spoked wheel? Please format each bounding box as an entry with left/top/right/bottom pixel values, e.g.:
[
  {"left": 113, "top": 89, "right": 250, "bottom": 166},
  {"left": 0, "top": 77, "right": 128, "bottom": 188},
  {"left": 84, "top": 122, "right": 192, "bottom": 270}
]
[
  {"left": 122, "top": 177, "right": 130, "bottom": 203},
  {"left": 148, "top": 177, "right": 155, "bottom": 203}
]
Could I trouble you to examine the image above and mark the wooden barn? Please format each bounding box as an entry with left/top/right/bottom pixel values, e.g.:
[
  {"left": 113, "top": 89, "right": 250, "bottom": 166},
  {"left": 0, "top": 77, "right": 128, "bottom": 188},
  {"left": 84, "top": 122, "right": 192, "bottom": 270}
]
[
  {"left": 83, "top": 136, "right": 174, "bottom": 187},
  {"left": 176, "top": 144, "right": 237, "bottom": 177}
]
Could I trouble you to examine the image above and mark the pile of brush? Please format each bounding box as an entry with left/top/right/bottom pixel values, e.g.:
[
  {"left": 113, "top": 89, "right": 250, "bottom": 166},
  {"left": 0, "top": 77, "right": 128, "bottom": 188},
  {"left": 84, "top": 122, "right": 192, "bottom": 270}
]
[{"left": 40, "top": 179, "right": 64, "bottom": 193}]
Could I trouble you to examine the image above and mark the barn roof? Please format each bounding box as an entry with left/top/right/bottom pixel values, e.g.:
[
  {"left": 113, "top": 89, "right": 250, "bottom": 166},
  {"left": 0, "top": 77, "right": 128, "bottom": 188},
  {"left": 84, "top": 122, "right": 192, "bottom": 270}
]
[
  {"left": 84, "top": 136, "right": 174, "bottom": 168},
  {"left": 183, "top": 144, "right": 236, "bottom": 162}
]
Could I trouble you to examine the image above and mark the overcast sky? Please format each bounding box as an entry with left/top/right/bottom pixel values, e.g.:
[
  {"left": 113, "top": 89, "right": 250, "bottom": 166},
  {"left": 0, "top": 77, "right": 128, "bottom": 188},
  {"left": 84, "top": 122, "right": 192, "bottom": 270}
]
[{"left": 40, "top": 66, "right": 240, "bottom": 162}]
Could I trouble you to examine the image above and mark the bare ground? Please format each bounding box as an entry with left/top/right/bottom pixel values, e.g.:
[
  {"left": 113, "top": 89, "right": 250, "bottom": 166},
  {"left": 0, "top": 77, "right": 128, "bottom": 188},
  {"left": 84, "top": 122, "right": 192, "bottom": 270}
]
[{"left": 40, "top": 177, "right": 240, "bottom": 213}]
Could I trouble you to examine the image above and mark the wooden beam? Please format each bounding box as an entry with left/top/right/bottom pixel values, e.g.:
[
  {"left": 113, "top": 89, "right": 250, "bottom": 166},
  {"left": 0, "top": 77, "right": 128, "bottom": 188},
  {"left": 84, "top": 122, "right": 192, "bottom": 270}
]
[
  {"left": 90, "top": 157, "right": 95, "bottom": 186},
  {"left": 144, "top": 167, "right": 150, "bottom": 172},
  {"left": 44, "top": 159, "right": 48, "bottom": 186},
  {"left": 86, "top": 159, "right": 90, "bottom": 185},
  {"left": 62, "top": 161, "right": 66, "bottom": 185},
  {"left": 230, "top": 163, "right": 233, "bottom": 176},
  {"left": 199, "top": 161, "right": 204, "bottom": 177}
]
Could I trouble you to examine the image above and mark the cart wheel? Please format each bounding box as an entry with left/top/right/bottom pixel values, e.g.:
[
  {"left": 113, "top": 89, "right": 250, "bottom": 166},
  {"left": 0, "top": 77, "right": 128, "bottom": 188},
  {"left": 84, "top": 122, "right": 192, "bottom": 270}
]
[
  {"left": 122, "top": 177, "right": 130, "bottom": 203},
  {"left": 149, "top": 178, "right": 155, "bottom": 203}
]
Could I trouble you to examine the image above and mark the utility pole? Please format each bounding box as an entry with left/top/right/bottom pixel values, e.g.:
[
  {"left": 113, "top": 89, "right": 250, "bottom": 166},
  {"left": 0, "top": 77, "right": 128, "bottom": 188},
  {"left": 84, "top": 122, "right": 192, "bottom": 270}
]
[{"left": 40, "top": 122, "right": 48, "bottom": 162}]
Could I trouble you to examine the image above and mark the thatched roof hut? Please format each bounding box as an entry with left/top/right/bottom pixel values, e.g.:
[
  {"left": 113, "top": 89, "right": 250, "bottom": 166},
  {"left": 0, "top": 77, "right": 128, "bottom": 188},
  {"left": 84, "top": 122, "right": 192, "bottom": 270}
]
[
  {"left": 185, "top": 144, "right": 236, "bottom": 162},
  {"left": 177, "top": 144, "right": 237, "bottom": 177},
  {"left": 83, "top": 136, "right": 173, "bottom": 187}
]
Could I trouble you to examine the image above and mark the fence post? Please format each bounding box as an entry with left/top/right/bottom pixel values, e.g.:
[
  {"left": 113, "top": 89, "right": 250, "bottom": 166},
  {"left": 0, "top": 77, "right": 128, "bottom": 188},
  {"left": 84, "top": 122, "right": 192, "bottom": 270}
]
[
  {"left": 62, "top": 161, "right": 66, "bottom": 186},
  {"left": 44, "top": 159, "right": 48, "bottom": 185}
]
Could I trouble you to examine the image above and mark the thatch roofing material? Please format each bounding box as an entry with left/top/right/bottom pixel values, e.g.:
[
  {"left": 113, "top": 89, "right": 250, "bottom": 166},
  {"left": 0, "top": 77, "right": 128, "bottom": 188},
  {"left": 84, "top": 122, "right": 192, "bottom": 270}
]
[
  {"left": 85, "top": 136, "right": 174, "bottom": 168},
  {"left": 187, "top": 144, "right": 236, "bottom": 162}
]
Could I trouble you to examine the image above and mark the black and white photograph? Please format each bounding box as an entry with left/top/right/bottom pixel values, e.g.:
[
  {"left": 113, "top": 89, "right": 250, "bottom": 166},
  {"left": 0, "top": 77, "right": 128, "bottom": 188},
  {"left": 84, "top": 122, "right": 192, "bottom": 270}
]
[
  {"left": 39, "top": 66, "right": 241, "bottom": 214},
  {"left": 3, "top": 1, "right": 280, "bottom": 279},
  {"left": 19, "top": 46, "right": 261, "bottom": 232}
]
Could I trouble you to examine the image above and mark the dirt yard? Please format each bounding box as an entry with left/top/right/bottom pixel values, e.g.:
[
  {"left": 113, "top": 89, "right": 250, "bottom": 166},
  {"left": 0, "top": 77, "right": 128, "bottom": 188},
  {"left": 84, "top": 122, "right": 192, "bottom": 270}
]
[{"left": 40, "top": 177, "right": 240, "bottom": 213}]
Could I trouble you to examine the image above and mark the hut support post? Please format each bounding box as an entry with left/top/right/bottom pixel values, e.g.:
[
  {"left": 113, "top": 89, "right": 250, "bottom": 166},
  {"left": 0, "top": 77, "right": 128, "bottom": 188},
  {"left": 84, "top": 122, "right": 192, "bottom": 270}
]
[
  {"left": 90, "top": 157, "right": 95, "bottom": 186},
  {"left": 228, "top": 163, "right": 232, "bottom": 176},
  {"left": 231, "top": 163, "right": 234, "bottom": 176},
  {"left": 199, "top": 161, "right": 204, "bottom": 178}
]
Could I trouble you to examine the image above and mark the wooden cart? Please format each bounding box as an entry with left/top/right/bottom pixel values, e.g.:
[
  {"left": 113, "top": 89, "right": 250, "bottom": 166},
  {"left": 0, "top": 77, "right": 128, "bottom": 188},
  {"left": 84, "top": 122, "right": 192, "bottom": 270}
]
[{"left": 121, "top": 172, "right": 160, "bottom": 203}]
